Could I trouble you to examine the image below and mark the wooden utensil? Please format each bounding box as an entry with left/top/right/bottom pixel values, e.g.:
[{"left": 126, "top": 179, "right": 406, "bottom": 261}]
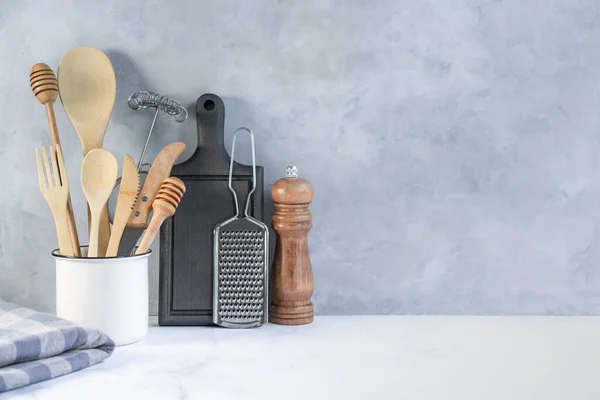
[
  {"left": 105, "top": 154, "right": 140, "bottom": 257},
  {"left": 128, "top": 142, "right": 186, "bottom": 229},
  {"left": 159, "top": 94, "right": 264, "bottom": 326},
  {"left": 36, "top": 145, "right": 74, "bottom": 256},
  {"left": 58, "top": 46, "right": 116, "bottom": 257},
  {"left": 81, "top": 149, "right": 118, "bottom": 257},
  {"left": 135, "top": 178, "right": 186, "bottom": 255},
  {"left": 30, "top": 63, "right": 81, "bottom": 257},
  {"left": 117, "top": 142, "right": 186, "bottom": 256},
  {"left": 58, "top": 46, "right": 116, "bottom": 153}
]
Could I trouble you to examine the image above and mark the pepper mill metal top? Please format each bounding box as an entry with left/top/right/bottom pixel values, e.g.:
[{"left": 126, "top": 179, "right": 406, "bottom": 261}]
[
  {"left": 286, "top": 165, "right": 298, "bottom": 178},
  {"left": 269, "top": 166, "right": 314, "bottom": 325}
]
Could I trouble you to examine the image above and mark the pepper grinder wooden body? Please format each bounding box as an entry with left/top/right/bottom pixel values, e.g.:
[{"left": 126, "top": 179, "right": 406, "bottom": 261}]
[{"left": 270, "top": 166, "right": 315, "bottom": 325}]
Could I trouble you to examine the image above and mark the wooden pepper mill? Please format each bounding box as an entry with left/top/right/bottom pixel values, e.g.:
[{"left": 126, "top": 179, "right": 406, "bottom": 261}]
[{"left": 270, "top": 166, "right": 315, "bottom": 325}]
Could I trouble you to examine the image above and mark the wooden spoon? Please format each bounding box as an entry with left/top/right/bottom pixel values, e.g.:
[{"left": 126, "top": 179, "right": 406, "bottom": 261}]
[
  {"left": 58, "top": 46, "right": 116, "bottom": 256},
  {"left": 58, "top": 47, "right": 116, "bottom": 154},
  {"left": 135, "top": 178, "right": 186, "bottom": 255},
  {"left": 30, "top": 63, "right": 81, "bottom": 257},
  {"left": 105, "top": 154, "right": 139, "bottom": 257},
  {"left": 81, "top": 149, "right": 118, "bottom": 257}
]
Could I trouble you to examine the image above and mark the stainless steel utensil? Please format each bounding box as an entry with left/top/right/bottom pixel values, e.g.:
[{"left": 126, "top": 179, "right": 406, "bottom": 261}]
[
  {"left": 128, "top": 90, "right": 188, "bottom": 170},
  {"left": 213, "top": 127, "right": 268, "bottom": 328}
]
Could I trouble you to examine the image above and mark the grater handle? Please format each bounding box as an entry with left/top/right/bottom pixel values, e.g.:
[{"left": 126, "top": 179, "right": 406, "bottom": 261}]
[{"left": 228, "top": 127, "right": 257, "bottom": 218}]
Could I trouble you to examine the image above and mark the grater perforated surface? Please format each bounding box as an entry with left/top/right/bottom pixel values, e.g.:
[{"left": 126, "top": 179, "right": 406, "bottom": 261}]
[{"left": 214, "top": 220, "right": 268, "bottom": 328}]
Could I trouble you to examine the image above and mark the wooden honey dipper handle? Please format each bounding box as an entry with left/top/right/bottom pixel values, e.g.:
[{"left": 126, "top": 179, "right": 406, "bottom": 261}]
[
  {"left": 135, "top": 178, "right": 186, "bottom": 255},
  {"left": 44, "top": 104, "right": 60, "bottom": 148},
  {"left": 30, "top": 63, "right": 81, "bottom": 257}
]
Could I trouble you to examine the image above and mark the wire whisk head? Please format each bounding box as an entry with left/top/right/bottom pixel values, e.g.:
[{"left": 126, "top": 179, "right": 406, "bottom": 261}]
[{"left": 128, "top": 90, "right": 188, "bottom": 122}]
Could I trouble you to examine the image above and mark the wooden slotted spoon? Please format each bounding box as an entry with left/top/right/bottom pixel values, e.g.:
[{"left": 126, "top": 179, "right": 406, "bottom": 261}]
[
  {"left": 81, "top": 149, "right": 118, "bottom": 257},
  {"left": 58, "top": 46, "right": 116, "bottom": 256}
]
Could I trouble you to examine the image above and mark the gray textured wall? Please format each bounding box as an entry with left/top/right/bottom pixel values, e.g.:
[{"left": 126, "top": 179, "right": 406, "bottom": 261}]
[{"left": 1, "top": 0, "right": 599, "bottom": 315}]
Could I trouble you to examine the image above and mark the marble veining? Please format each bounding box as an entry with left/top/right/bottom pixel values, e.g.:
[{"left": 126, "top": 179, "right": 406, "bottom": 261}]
[{"left": 1, "top": 1, "right": 600, "bottom": 314}]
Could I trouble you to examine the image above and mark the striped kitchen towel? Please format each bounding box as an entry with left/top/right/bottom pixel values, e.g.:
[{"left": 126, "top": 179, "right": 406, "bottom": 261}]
[{"left": 0, "top": 301, "right": 114, "bottom": 392}]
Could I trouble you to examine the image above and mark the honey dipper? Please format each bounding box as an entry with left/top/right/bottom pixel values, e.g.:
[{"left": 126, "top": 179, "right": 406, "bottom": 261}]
[
  {"left": 135, "top": 177, "right": 186, "bottom": 255},
  {"left": 30, "top": 63, "right": 81, "bottom": 257}
]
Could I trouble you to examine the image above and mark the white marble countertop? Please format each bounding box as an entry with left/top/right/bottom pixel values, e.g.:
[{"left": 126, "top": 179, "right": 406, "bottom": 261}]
[{"left": 5, "top": 316, "right": 600, "bottom": 400}]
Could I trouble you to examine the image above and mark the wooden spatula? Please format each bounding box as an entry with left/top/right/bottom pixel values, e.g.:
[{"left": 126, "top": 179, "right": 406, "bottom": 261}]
[
  {"left": 105, "top": 154, "right": 139, "bottom": 257},
  {"left": 58, "top": 46, "right": 116, "bottom": 256},
  {"left": 81, "top": 149, "right": 118, "bottom": 257}
]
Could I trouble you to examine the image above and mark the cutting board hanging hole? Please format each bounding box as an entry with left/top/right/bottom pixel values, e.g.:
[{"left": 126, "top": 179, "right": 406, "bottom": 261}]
[{"left": 204, "top": 100, "right": 215, "bottom": 111}]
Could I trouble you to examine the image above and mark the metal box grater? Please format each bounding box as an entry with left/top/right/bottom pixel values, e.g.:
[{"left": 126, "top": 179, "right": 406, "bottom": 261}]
[{"left": 213, "top": 127, "right": 268, "bottom": 328}]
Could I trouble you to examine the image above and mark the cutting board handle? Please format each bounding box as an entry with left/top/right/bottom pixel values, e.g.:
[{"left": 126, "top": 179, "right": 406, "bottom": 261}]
[{"left": 195, "top": 93, "right": 229, "bottom": 166}]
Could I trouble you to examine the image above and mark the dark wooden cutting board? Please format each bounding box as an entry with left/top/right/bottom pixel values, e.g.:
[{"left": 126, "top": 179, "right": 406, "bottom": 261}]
[{"left": 159, "top": 93, "right": 264, "bottom": 325}]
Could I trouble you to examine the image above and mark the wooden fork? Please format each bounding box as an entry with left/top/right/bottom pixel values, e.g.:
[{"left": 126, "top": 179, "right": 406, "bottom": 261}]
[{"left": 36, "top": 145, "right": 74, "bottom": 256}]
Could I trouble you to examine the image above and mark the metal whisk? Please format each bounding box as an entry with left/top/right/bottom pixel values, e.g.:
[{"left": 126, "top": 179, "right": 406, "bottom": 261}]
[{"left": 128, "top": 90, "right": 188, "bottom": 170}]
